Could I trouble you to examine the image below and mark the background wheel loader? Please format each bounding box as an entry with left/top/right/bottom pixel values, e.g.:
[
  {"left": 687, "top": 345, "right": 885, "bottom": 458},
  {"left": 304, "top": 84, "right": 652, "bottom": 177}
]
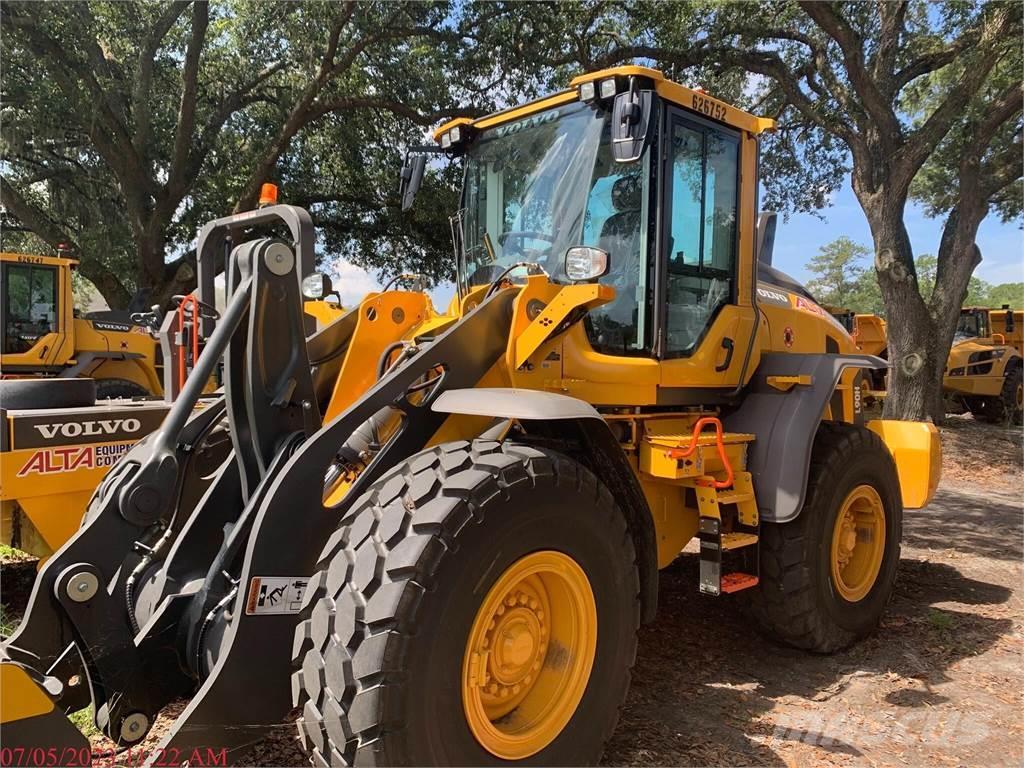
[
  {"left": 944, "top": 306, "right": 1023, "bottom": 424},
  {"left": 0, "top": 66, "right": 940, "bottom": 767},
  {"left": 1, "top": 251, "right": 166, "bottom": 398}
]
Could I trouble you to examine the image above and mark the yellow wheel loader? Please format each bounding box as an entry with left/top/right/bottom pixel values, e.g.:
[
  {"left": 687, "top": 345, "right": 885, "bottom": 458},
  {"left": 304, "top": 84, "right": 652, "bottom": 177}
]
[
  {"left": 944, "top": 306, "right": 1023, "bottom": 424},
  {"left": 0, "top": 66, "right": 940, "bottom": 766},
  {"left": 1, "top": 251, "right": 165, "bottom": 398}
]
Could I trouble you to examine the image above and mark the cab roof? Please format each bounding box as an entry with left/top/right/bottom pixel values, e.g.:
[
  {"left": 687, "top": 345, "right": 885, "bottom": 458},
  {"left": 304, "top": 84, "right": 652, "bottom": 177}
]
[
  {"left": 433, "top": 65, "right": 776, "bottom": 142},
  {"left": 0, "top": 251, "right": 77, "bottom": 267}
]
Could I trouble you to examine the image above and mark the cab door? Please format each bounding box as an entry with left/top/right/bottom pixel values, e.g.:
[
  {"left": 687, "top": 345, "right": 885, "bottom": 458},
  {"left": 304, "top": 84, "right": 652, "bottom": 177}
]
[
  {"left": 656, "top": 108, "right": 758, "bottom": 396},
  {"left": 1, "top": 260, "right": 64, "bottom": 370}
]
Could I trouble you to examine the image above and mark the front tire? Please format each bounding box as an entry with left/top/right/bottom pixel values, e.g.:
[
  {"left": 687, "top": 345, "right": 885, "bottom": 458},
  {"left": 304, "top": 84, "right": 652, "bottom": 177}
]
[
  {"left": 95, "top": 378, "right": 151, "bottom": 399},
  {"left": 293, "top": 439, "right": 640, "bottom": 766},
  {"left": 748, "top": 423, "right": 903, "bottom": 653}
]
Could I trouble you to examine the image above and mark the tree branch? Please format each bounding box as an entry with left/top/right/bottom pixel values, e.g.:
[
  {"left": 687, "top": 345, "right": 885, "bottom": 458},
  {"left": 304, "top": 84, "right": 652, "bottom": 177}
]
[
  {"left": 798, "top": 1, "right": 902, "bottom": 145},
  {"left": 166, "top": 1, "right": 209, "bottom": 203},
  {"left": 132, "top": 0, "right": 191, "bottom": 155}
]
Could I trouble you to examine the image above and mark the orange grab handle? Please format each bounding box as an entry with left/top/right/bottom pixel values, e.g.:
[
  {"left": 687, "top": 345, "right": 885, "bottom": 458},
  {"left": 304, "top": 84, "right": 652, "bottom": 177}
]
[
  {"left": 176, "top": 295, "right": 202, "bottom": 392},
  {"left": 666, "top": 416, "right": 735, "bottom": 490}
]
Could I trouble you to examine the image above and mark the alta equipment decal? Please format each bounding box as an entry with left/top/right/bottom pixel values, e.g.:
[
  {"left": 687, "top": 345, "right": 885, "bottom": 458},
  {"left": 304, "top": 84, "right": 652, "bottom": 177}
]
[{"left": 17, "top": 442, "right": 133, "bottom": 477}]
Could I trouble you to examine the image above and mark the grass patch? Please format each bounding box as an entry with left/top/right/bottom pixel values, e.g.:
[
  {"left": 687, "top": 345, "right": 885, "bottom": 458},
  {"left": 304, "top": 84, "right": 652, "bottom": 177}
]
[
  {"left": 69, "top": 706, "right": 100, "bottom": 738},
  {"left": 0, "top": 543, "right": 34, "bottom": 563},
  {"left": 0, "top": 603, "right": 18, "bottom": 638},
  {"left": 927, "top": 609, "right": 957, "bottom": 630}
]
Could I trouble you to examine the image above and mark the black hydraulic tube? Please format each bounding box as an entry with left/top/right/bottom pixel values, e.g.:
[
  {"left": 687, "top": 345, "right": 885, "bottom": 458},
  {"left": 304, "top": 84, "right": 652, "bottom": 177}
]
[{"left": 153, "top": 276, "right": 252, "bottom": 451}]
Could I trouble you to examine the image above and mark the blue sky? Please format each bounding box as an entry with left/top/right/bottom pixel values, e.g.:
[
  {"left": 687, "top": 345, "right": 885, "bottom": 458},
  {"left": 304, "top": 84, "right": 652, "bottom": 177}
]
[{"left": 772, "top": 178, "right": 1023, "bottom": 286}]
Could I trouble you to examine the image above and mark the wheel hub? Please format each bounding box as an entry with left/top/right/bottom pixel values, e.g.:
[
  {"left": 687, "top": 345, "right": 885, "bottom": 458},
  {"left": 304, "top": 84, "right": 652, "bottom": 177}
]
[
  {"left": 462, "top": 551, "right": 596, "bottom": 760},
  {"left": 830, "top": 484, "right": 886, "bottom": 603}
]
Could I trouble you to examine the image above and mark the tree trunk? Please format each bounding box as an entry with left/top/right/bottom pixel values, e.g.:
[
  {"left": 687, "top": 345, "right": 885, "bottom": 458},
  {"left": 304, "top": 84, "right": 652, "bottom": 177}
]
[{"left": 856, "top": 188, "right": 943, "bottom": 422}]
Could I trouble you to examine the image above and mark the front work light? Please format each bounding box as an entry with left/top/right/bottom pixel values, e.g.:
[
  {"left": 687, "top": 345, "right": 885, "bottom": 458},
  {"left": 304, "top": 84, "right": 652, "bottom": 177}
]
[
  {"left": 449, "top": 125, "right": 462, "bottom": 143},
  {"left": 578, "top": 81, "right": 596, "bottom": 102},
  {"left": 565, "top": 246, "right": 610, "bottom": 282},
  {"left": 599, "top": 78, "right": 618, "bottom": 99},
  {"left": 440, "top": 132, "right": 452, "bottom": 149}
]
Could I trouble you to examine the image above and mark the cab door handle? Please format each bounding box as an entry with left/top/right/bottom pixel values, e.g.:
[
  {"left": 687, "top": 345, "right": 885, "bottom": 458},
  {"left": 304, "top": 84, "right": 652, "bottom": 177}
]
[{"left": 715, "top": 337, "right": 734, "bottom": 372}]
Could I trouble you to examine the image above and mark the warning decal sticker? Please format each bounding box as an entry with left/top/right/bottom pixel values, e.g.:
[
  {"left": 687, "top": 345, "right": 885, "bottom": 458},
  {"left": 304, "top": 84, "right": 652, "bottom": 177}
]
[{"left": 245, "top": 576, "right": 308, "bottom": 615}]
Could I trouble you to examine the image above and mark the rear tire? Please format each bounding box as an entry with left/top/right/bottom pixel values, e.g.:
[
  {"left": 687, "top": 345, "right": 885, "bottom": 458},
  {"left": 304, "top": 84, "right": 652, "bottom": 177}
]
[
  {"left": 0, "top": 378, "right": 96, "bottom": 409},
  {"left": 747, "top": 422, "right": 902, "bottom": 653},
  {"left": 975, "top": 365, "right": 1023, "bottom": 425},
  {"left": 95, "top": 378, "right": 151, "bottom": 399},
  {"left": 293, "top": 439, "right": 640, "bottom": 766}
]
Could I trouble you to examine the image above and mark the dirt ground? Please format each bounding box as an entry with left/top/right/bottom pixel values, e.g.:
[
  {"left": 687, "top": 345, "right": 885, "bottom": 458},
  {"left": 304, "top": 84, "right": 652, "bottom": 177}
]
[{"left": 2, "top": 415, "right": 1021, "bottom": 767}]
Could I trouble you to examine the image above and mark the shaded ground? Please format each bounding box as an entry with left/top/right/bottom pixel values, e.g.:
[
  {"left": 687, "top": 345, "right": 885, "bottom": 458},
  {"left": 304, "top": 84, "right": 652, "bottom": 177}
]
[
  {"left": 602, "top": 483, "right": 1023, "bottom": 767},
  {"left": 1, "top": 417, "right": 1021, "bottom": 766},
  {"left": 938, "top": 413, "right": 1022, "bottom": 491}
]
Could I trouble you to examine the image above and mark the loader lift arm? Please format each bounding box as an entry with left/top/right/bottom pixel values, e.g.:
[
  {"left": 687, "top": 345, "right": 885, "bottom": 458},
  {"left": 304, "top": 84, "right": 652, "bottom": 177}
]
[{"left": 1, "top": 205, "right": 522, "bottom": 763}]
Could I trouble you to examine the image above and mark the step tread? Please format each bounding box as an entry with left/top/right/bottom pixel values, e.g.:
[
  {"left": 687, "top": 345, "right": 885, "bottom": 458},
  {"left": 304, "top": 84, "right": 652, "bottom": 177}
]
[
  {"left": 716, "top": 491, "right": 754, "bottom": 505},
  {"left": 721, "top": 572, "right": 759, "bottom": 593},
  {"left": 721, "top": 532, "right": 759, "bottom": 550}
]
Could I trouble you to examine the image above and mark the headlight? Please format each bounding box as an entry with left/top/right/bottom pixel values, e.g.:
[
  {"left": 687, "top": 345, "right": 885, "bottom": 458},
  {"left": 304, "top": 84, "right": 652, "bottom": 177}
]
[{"left": 565, "top": 246, "right": 610, "bottom": 282}]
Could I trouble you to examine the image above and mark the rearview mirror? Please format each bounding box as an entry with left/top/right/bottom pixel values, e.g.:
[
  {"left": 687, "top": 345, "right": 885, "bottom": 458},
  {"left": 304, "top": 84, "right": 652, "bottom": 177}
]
[
  {"left": 302, "top": 272, "right": 333, "bottom": 300},
  {"left": 611, "top": 79, "right": 653, "bottom": 163},
  {"left": 399, "top": 153, "right": 427, "bottom": 211},
  {"left": 1005, "top": 305, "right": 1015, "bottom": 334}
]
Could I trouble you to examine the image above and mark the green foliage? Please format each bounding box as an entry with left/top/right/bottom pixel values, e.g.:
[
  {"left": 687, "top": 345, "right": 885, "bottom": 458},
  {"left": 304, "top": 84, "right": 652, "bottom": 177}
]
[
  {"left": 809, "top": 238, "right": 1022, "bottom": 314},
  {"left": 806, "top": 237, "right": 872, "bottom": 309},
  {"left": 0, "top": 1, "right": 496, "bottom": 307},
  {"left": 985, "top": 282, "right": 1024, "bottom": 310}
]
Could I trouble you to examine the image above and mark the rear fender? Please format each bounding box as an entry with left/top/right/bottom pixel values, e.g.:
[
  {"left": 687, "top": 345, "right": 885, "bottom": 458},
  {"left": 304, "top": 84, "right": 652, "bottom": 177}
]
[{"left": 723, "top": 352, "right": 888, "bottom": 523}]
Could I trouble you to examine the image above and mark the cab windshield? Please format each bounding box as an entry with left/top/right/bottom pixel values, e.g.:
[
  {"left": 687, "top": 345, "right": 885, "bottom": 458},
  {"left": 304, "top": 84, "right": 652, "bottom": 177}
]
[
  {"left": 458, "top": 101, "right": 650, "bottom": 352},
  {"left": 955, "top": 310, "right": 986, "bottom": 342}
]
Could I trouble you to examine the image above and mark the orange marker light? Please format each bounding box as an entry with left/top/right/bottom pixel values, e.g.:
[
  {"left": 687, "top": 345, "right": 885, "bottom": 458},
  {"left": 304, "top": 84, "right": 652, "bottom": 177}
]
[{"left": 259, "top": 183, "right": 278, "bottom": 206}]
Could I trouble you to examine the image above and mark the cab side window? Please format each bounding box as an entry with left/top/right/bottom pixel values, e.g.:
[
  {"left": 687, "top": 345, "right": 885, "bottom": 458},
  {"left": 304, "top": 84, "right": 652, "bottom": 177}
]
[
  {"left": 664, "top": 120, "right": 739, "bottom": 355},
  {"left": 3, "top": 263, "right": 58, "bottom": 354}
]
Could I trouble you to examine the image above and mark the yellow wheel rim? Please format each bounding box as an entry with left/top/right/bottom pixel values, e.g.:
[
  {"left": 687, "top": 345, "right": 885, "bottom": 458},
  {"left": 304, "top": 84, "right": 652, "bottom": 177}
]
[
  {"left": 830, "top": 484, "right": 886, "bottom": 603},
  {"left": 462, "top": 550, "right": 597, "bottom": 760}
]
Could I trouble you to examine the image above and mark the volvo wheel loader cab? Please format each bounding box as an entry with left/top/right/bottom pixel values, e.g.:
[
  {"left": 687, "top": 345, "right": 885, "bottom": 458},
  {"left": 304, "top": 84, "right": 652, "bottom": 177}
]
[
  {"left": 0, "top": 66, "right": 940, "bottom": 767},
  {"left": 1, "top": 252, "right": 164, "bottom": 396},
  {"left": 944, "top": 306, "right": 1023, "bottom": 424}
]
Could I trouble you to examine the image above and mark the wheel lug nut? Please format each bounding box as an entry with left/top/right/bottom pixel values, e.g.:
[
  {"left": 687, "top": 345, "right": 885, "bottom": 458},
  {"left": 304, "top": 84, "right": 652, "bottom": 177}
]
[{"left": 512, "top": 684, "right": 521, "bottom": 695}]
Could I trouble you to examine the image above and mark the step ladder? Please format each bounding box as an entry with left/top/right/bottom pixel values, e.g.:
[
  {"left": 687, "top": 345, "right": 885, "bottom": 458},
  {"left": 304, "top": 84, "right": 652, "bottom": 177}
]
[{"left": 693, "top": 470, "right": 760, "bottom": 596}]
